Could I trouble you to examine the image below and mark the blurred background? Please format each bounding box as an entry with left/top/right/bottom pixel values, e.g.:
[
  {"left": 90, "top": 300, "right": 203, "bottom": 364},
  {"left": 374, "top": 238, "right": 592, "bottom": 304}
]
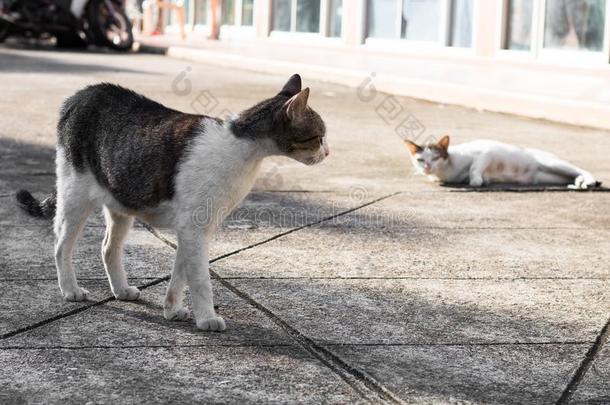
[{"left": 130, "top": 0, "right": 610, "bottom": 129}]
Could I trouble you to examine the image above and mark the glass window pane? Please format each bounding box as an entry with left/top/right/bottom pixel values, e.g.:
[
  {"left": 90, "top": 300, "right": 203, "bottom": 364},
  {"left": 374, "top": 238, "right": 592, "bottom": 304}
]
[
  {"left": 272, "top": 0, "right": 292, "bottom": 31},
  {"left": 221, "top": 0, "right": 235, "bottom": 25},
  {"left": 544, "top": 0, "right": 606, "bottom": 51},
  {"left": 401, "top": 0, "right": 441, "bottom": 41},
  {"left": 450, "top": 0, "right": 473, "bottom": 47},
  {"left": 242, "top": 0, "right": 254, "bottom": 26},
  {"left": 195, "top": 0, "right": 208, "bottom": 25},
  {"left": 367, "top": 0, "right": 399, "bottom": 38},
  {"left": 296, "top": 0, "right": 321, "bottom": 32},
  {"left": 505, "top": 0, "right": 534, "bottom": 50},
  {"left": 329, "top": 0, "right": 343, "bottom": 37}
]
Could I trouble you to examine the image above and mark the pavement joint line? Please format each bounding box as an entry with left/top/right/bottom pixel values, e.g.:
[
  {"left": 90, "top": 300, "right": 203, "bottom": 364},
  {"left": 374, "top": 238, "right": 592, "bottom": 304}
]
[
  {"left": 1, "top": 277, "right": 162, "bottom": 280},
  {"left": 5, "top": 223, "right": 610, "bottom": 231},
  {"left": 215, "top": 276, "right": 610, "bottom": 281},
  {"left": 0, "top": 343, "right": 295, "bottom": 350},
  {"left": 0, "top": 341, "right": 592, "bottom": 351},
  {"left": 0, "top": 191, "right": 406, "bottom": 404},
  {"left": 2, "top": 276, "right": 608, "bottom": 282},
  {"left": 0, "top": 297, "right": 115, "bottom": 340},
  {"left": 143, "top": 191, "right": 406, "bottom": 404},
  {"left": 556, "top": 316, "right": 610, "bottom": 404},
  {"left": 322, "top": 341, "right": 593, "bottom": 347}
]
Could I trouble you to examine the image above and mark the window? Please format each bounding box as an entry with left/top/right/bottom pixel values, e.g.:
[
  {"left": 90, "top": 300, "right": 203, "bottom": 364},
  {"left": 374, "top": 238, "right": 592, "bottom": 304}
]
[
  {"left": 449, "top": 0, "right": 473, "bottom": 47},
  {"left": 221, "top": 0, "right": 236, "bottom": 25},
  {"left": 366, "top": 0, "right": 474, "bottom": 47},
  {"left": 194, "top": 0, "right": 208, "bottom": 25},
  {"left": 218, "top": 0, "right": 256, "bottom": 27},
  {"left": 242, "top": 0, "right": 254, "bottom": 26},
  {"left": 271, "top": 0, "right": 342, "bottom": 36},
  {"left": 367, "top": 0, "right": 396, "bottom": 38},
  {"left": 328, "top": 0, "right": 343, "bottom": 37},
  {"left": 544, "top": 0, "right": 606, "bottom": 51},
  {"left": 504, "top": 0, "right": 534, "bottom": 50},
  {"left": 502, "top": 0, "right": 608, "bottom": 60},
  {"left": 401, "top": 0, "right": 442, "bottom": 41},
  {"left": 272, "top": 0, "right": 292, "bottom": 31},
  {"left": 296, "top": 0, "right": 321, "bottom": 33}
]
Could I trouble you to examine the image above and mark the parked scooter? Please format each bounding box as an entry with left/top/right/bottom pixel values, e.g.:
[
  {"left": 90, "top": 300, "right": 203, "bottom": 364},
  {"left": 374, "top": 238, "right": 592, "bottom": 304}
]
[{"left": 0, "top": 0, "right": 133, "bottom": 50}]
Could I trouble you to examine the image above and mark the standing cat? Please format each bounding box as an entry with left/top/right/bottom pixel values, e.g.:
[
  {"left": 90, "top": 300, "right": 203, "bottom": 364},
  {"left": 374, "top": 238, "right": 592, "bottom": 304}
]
[
  {"left": 404, "top": 136, "right": 599, "bottom": 189},
  {"left": 16, "top": 74, "right": 328, "bottom": 331}
]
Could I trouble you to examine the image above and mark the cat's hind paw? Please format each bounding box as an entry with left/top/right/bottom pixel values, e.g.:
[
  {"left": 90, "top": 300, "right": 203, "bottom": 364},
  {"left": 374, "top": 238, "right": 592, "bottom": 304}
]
[
  {"left": 63, "top": 287, "right": 90, "bottom": 302},
  {"left": 164, "top": 307, "right": 191, "bottom": 321},
  {"left": 196, "top": 316, "right": 226, "bottom": 332},
  {"left": 573, "top": 175, "right": 600, "bottom": 190},
  {"left": 115, "top": 286, "right": 140, "bottom": 301}
]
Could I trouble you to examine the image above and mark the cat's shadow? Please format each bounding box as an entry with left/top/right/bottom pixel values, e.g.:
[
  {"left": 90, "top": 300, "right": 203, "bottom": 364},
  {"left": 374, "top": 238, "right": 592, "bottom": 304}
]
[
  {"left": 103, "top": 296, "right": 294, "bottom": 345},
  {"left": 440, "top": 182, "right": 610, "bottom": 192}
]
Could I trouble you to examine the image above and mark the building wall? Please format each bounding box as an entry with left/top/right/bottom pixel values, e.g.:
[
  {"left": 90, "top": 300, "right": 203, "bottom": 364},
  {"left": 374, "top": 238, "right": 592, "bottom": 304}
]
[{"left": 172, "top": 0, "right": 610, "bottom": 67}]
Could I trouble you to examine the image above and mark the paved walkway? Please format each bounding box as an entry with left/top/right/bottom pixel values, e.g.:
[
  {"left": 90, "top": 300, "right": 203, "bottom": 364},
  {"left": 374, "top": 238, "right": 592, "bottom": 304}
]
[{"left": 0, "top": 46, "right": 609, "bottom": 404}]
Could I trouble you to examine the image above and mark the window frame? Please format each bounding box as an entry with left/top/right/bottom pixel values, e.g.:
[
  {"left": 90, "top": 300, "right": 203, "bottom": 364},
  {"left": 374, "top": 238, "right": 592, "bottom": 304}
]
[
  {"left": 363, "top": 0, "right": 476, "bottom": 52},
  {"left": 219, "top": 0, "right": 257, "bottom": 39},
  {"left": 498, "top": 0, "right": 610, "bottom": 65},
  {"left": 269, "top": 0, "right": 343, "bottom": 39}
]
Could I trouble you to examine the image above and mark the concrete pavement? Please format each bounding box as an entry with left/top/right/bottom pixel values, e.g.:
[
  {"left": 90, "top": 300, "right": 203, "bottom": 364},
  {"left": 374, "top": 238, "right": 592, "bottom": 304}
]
[{"left": 0, "top": 45, "right": 609, "bottom": 404}]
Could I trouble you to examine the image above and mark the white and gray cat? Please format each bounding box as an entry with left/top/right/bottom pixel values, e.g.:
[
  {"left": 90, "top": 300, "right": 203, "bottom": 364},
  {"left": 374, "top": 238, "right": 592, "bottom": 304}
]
[
  {"left": 405, "top": 136, "right": 599, "bottom": 189},
  {"left": 16, "top": 74, "right": 329, "bottom": 331}
]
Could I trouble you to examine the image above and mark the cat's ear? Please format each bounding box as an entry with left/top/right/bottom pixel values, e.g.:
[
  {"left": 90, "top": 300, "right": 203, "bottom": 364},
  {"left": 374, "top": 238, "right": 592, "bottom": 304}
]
[
  {"left": 279, "top": 74, "right": 302, "bottom": 97},
  {"left": 283, "top": 87, "right": 310, "bottom": 120},
  {"left": 404, "top": 139, "right": 422, "bottom": 155},
  {"left": 437, "top": 135, "right": 450, "bottom": 152}
]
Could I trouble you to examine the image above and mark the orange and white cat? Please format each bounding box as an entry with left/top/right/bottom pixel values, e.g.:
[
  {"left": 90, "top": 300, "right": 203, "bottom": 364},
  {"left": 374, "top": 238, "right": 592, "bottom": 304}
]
[{"left": 405, "top": 136, "right": 599, "bottom": 189}]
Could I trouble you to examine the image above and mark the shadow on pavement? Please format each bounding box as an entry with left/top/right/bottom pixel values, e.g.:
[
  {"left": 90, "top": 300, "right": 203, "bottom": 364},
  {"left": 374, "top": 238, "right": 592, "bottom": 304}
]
[{"left": 0, "top": 50, "right": 157, "bottom": 75}]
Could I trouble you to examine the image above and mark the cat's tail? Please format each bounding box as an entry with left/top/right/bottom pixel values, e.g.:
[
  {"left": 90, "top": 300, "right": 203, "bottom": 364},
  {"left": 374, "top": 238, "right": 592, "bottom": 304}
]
[{"left": 15, "top": 189, "right": 56, "bottom": 219}]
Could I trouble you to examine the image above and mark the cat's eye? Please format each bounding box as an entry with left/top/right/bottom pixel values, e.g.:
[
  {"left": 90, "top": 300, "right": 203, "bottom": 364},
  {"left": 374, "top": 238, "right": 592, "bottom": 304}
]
[{"left": 293, "top": 136, "right": 322, "bottom": 151}]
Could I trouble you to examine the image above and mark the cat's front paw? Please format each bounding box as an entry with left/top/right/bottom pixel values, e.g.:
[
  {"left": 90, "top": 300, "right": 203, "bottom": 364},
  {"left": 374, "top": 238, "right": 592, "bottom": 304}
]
[
  {"left": 164, "top": 307, "right": 192, "bottom": 321},
  {"left": 469, "top": 177, "right": 484, "bottom": 187},
  {"left": 63, "top": 287, "right": 90, "bottom": 302},
  {"left": 196, "top": 316, "right": 226, "bottom": 332},
  {"left": 114, "top": 286, "right": 140, "bottom": 301}
]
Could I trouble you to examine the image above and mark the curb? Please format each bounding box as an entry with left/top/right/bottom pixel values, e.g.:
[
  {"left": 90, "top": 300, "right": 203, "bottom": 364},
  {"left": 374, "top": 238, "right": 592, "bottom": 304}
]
[{"left": 137, "top": 42, "right": 610, "bottom": 131}]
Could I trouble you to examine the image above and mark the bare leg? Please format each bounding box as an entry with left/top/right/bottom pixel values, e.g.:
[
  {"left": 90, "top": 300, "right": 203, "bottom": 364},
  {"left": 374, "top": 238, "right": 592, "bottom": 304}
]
[
  {"left": 102, "top": 207, "right": 140, "bottom": 300},
  {"left": 169, "top": 229, "right": 225, "bottom": 331}
]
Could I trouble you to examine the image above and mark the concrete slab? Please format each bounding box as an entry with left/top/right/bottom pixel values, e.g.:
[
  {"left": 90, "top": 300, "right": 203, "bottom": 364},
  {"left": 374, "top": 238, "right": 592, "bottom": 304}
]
[
  {"left": 0, "top": 345, "right": 364, "bottom": 404},
  {"left": 328, "top": 344, "right": 588, "bottom": 404},
  {"left": 0, "top": 280, "right": 108, "bottom": 336},
  {"left": 360, "top": 191, "right": 610, "bottom": 229},
  {"left": 1, "top": 225, "right": 174, "bottom": 280},
  {"left": 1, "top": 282, "right": 293, "bottom": 348},
  {"left": 228, "top": 279, "right": 610, "bottom": 345},
  {"left": 571, "top": 344, "right": 610, "bottom": 404},
  {"left": 212, "top": 225, "right": 610, "bottom": 279},
  {"left": 155, "top": 190, "right": 390, "bottom": 256}
]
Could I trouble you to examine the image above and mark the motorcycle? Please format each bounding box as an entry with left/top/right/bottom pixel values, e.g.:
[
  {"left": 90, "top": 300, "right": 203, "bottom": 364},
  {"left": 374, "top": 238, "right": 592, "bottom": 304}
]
[{"left": 0, "top": 0, "right": 133, "bottom": 50}]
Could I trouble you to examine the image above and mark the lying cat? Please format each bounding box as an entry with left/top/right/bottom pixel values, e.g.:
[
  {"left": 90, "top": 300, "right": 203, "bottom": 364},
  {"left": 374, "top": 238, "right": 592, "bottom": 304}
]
[
  {"left": 404, "top": 136, "right": 599, "bottom": 189},
  {"left": 16, "top": 74, "right": 328, "bottom": 331}
]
